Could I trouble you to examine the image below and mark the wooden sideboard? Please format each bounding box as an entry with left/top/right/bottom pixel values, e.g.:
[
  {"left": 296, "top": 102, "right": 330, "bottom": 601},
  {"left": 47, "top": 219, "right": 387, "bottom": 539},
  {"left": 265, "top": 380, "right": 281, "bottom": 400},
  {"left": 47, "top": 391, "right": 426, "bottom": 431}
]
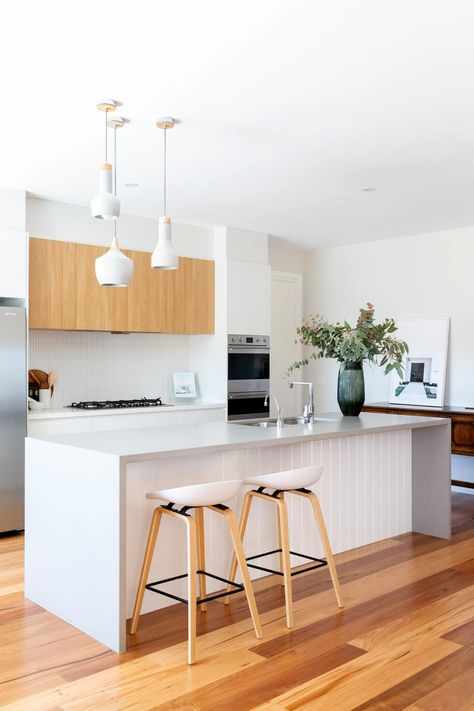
[{"left": 363, "top": 402, "right": 474, "bottom": 489}]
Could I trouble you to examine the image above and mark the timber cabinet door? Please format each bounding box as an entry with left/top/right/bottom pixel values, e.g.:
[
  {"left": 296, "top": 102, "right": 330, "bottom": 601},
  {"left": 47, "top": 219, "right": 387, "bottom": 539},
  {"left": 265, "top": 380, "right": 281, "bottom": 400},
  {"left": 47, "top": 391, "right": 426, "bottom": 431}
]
[
  {"left": 161, "top": 260, "right": 186, "bottom": 333},
  {"left": 160, "top": 258, "right": 215, "bottom": 334},
  {"left": 128, "top": 255, "right": 214, "bottom": 334},
  {"left": 183, "top": 258, "right": 215, "bottom": 334},
  {"left": 75, "top": 244, "right": 130, "bottom": 332},
  {"left": 29, "top": 238, "right": 77, "bottom": 330},
  {"left": 128, "top": 250, "right": 167, "bottom": 333}
]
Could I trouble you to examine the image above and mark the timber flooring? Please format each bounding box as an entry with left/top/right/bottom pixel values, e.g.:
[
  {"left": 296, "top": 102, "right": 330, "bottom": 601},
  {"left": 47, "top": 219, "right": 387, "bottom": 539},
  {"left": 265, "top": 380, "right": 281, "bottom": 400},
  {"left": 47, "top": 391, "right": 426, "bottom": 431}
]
[{"left": 0, "top": 494, "right": 473, "bottom": 710}]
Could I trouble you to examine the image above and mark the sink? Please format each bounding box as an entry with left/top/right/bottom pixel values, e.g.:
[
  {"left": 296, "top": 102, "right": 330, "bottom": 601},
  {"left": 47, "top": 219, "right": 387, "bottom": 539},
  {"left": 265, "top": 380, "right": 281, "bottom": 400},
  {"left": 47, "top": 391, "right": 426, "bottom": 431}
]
[{"left": 238, "top": 416, "right": 337, "bottom": 427}]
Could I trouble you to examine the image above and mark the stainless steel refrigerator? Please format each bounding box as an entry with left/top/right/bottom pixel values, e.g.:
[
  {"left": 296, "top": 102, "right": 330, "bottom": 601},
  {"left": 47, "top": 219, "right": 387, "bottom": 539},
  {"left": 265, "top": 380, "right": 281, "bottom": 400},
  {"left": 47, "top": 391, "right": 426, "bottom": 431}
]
[{"left": 0, "top": 300, "right": 26, "bottom": 532}]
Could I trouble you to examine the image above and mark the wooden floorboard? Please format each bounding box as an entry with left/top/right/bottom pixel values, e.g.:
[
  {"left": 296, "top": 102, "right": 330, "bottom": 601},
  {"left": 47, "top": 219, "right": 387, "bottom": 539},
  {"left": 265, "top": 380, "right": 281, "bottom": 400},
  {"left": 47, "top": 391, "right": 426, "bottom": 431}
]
[
  {"left": 0, "top": 493, "right": 472, "bottom": 710},
  {"left": 352, "top": 645, "right": 474, "bottom": 710}
]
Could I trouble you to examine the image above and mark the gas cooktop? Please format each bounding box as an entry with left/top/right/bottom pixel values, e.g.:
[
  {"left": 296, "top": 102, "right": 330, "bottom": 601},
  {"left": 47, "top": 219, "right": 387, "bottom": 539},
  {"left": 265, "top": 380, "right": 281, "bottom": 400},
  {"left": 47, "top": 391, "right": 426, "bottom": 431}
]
[{"left": 68, "top": 397, "right": 170, "bottom": 410}]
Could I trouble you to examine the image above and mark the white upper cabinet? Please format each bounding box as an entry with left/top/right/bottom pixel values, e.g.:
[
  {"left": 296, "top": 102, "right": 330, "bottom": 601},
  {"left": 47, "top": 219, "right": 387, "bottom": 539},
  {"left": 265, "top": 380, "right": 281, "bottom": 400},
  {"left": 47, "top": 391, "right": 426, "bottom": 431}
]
[
  {"left": 0, "top": 230, "right": 27, "bottom": 299},
  {"left": 227, "top": 259, "right": 271, "bottom": 335}
]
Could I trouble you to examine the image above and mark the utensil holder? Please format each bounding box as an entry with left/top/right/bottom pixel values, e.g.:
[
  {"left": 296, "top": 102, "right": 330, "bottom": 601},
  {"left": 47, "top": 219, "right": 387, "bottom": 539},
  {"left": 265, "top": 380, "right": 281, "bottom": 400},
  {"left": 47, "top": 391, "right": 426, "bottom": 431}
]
[{"left": 39, "top": 388, "right": 52, "bottom": 409}]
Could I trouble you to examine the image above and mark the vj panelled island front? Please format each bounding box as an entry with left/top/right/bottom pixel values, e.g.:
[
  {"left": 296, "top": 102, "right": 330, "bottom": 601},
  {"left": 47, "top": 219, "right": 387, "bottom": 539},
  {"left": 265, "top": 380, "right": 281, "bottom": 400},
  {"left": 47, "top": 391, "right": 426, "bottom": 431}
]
[{"left": 25, "top": 412, "right": 451, "bottom": 652}]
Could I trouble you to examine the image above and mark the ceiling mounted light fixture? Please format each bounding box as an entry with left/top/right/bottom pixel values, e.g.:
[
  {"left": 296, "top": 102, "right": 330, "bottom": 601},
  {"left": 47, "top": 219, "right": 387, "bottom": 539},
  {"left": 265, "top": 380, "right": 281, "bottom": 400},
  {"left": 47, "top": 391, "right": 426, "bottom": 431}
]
[
  {"left": 95, "top": 116, "right": 134, "bottom": 287},
  {"left": 152, "top": 117, "right": 178, "bottom": 270},
  {"left": 91, "top": 100, "right": 121, "bottom": 220}
]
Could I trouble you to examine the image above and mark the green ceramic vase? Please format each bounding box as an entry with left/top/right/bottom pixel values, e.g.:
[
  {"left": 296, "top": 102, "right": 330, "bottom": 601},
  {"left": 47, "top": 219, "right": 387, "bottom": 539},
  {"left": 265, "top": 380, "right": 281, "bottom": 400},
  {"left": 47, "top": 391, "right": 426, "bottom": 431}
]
[{"left": 337, "top": 361, "right": 365, "bottom": 416}]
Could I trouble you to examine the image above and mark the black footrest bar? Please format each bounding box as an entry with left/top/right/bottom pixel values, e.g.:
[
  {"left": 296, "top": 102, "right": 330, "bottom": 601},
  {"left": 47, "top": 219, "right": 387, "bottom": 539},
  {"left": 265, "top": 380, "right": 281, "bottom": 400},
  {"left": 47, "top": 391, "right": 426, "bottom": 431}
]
[
  {"left": 246, "top": 548, "right": 328, "bottom": 577},
  {"left": 145, "top": 569, "right": 244, "bottom": 606}
]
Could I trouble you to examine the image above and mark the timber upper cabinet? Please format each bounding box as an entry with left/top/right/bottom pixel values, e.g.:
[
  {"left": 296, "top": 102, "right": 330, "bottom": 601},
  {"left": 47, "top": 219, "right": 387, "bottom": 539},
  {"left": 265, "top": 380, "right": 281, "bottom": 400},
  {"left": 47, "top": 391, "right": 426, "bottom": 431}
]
[
  {"left": 29, "top": 239, "right": 77, "bottom": 330},
  {"left": 29, "top": 238, "right": 215, "bottom": 334}
]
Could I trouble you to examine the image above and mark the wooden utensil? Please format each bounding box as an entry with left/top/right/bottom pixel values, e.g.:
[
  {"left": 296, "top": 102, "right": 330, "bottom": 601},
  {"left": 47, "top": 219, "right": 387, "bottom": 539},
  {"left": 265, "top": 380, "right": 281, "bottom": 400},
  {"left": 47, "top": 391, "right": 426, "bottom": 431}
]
[
  {"left": 28, "top": 370, "right": 41, "bottom": 386},
  {"left": 29, "top": 369, "right": 49, "bottom": 389},
  {"left": 48, "top": 372, "right": 58, "bottom": 389},
  {"left": 48, "top": 372, "right": 58, "bottom": 396}
]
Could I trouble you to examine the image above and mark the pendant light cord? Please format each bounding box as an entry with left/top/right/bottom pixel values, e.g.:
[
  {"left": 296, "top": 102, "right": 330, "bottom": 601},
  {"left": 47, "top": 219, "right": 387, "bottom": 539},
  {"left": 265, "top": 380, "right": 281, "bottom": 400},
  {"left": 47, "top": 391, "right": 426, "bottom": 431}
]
[
  {"left": 113, "top": 126, "right": 117, "bottom": 196},
  {"left": 163, "top": 126, "right": 167, "bottom": 216},
  {"left": 113, "top": 125, "right": 118, "bottom": 247},
  {"left": 105, "top": 110, "right": 108, "bottom": 164}
]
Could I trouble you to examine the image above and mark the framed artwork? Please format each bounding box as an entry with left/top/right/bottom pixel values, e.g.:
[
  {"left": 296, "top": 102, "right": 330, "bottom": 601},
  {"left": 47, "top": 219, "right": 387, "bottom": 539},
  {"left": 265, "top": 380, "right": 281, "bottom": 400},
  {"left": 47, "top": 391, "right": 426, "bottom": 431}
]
[
  {"left": 172, "top": 372, "right": 197, "bottom": 399},
  {"left": 389, "top": 317, "right": 449, "bottom": 407}
]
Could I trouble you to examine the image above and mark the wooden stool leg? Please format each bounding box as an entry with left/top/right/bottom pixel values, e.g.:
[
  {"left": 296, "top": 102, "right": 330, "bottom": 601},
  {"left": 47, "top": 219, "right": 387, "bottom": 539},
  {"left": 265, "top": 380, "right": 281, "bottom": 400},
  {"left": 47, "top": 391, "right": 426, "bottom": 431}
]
[
  {"left": 214, "top": 505, "right": 263, "bottom": 639},
  {"left": 130, "top": 507, "right": 163, "bottom": 635},
  {"left": 185, "top": 514, "right": 198, "bottom": 664},
  {"left": 307, "top": 491, "right": 344, "bottom": 608},
  {"left": 195, "top": 508, "right": 207, "bottom": 612},
  {"left": 276, "top": 496, "right": 294, "bottom": 628},
  {"left": 224, "top": 490, "right": 253, "bottom": 604},
  {"left": 276, "top": 492, "right": 285, "bottom": 586}
]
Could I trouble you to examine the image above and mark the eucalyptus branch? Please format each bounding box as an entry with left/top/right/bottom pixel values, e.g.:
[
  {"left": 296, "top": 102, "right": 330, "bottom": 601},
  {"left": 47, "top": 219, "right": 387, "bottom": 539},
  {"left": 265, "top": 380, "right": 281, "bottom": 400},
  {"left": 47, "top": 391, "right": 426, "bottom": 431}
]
[{"left": 288, "top": 303, "right": 408, "bottom": 377}]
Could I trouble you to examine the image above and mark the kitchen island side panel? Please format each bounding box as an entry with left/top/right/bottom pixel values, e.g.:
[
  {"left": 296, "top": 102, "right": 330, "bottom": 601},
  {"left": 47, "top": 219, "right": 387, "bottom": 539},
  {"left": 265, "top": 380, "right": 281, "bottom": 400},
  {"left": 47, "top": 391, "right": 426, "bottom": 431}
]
[
  {"left": 412, "top": 421, "right": 451, "bottom": 538},
  {"left": 25, "top": 438, "right": 125, "bottom": 651},
  {"left": 125, "top": 428, "right": 412, "bottom": 617}
]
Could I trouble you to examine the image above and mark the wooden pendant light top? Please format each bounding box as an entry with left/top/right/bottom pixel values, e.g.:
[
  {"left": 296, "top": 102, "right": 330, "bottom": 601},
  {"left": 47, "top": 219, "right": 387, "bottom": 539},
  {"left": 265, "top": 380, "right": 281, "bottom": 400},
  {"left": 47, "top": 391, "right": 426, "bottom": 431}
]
[
  {"left": 107, "top": 117, "right": 125, "bottom": 129},
  {"left": 156, "top": 117, "right": 175, "bottom": 129},
  {"left": 96, "top": 100, "right": 116, "bottom": 113}
]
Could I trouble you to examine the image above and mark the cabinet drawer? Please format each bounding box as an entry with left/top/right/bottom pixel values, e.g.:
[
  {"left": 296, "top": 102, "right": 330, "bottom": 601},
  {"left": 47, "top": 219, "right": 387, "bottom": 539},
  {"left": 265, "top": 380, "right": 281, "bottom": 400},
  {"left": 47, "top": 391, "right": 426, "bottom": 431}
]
[{"left": 451, "top": 416, "right": 474, "bottom": 455}]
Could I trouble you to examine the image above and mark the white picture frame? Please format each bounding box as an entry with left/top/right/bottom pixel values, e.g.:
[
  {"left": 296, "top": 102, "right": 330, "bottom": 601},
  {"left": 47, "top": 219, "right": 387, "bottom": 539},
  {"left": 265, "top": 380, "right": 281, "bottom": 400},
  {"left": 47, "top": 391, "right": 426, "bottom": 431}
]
[
  {"left": 172, "top": 372, "right": 197, "bottom": 399},
  {"left": 389, "top": 317, "right": 450, "bottom": 407}
]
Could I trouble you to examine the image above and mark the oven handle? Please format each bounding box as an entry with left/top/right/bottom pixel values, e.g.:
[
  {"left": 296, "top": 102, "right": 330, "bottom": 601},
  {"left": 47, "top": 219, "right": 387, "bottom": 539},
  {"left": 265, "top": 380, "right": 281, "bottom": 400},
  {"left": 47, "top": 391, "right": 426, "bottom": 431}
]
[
  {"left": 228, "top": 347, "right": 270, "bottom": 355},
  {"left": 228, "top": 392, "right": 268, "bottom": 400}
]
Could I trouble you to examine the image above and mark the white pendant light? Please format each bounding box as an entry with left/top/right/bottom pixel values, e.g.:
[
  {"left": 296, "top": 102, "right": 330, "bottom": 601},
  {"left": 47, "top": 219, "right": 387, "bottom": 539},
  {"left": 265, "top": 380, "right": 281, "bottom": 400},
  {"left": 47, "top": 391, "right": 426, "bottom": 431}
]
[
  {"left": 91, "top": 100, "right": 121, "bottom": 220},
  {"left": 95, "top": 117, "right": 134, "bottom": 287},
  {"left": 152, "top": 117, "right": 179, "bottom": 270},
  {"left": 95, "top": 232, "right": 133, "bottom": 286}
]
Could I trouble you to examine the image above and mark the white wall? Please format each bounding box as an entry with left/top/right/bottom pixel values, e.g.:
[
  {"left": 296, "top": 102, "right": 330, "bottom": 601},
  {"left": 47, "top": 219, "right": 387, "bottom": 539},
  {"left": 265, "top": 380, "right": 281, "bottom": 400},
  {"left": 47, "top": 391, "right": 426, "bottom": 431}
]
[
  {"left": 306, "top": 224, "right": 474, "bottom": 489},
  {"left": 307, "top": 225, "right": 474, "bottom": 410},
  {"left": 26, "top": 197, "right": 214, "bottom": 259},
  {"left": 0, "top": 187, "right": 26, "bottom": 231},
  {"left": 226, "top": 226, "right": 268, "bottom": 263},
  {"left": 0, "top": 188, "right": 27, "bottom": 299},
  {"left": 268, "top": 235, "right": 310, "bottom": 283}
]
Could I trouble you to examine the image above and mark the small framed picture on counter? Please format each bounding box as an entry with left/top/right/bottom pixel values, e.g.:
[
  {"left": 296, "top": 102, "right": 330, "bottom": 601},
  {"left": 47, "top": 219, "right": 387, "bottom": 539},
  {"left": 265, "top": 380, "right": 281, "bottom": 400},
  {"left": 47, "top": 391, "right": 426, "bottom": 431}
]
[{"left": 172, "top": 372, "right": 197, "bottom": 399}]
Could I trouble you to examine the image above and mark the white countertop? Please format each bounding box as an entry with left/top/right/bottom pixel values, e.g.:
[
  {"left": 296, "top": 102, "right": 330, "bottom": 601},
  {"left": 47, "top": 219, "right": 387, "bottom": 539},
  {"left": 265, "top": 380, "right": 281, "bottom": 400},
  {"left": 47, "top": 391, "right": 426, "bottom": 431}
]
[
  {"left": 28, "top": 412, "right": 450, "bottom": 463},
  {"left": 28, "top": 402, "right": 226, "bottom": 420}
]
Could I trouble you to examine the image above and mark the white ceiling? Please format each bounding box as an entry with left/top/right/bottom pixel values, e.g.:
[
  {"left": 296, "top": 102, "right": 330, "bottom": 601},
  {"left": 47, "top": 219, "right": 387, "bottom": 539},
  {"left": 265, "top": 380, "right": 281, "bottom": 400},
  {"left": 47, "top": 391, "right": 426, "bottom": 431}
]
[{"left": 3, "top": 0, "right": 474, "bottom": 248}]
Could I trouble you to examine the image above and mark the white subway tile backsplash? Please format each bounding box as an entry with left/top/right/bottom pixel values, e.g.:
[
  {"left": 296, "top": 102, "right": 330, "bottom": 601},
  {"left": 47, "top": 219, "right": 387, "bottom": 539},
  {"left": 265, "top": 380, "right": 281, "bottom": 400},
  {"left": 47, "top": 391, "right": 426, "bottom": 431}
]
[{"left": 28, "top": 330, "right": 194, "bottom": 408}]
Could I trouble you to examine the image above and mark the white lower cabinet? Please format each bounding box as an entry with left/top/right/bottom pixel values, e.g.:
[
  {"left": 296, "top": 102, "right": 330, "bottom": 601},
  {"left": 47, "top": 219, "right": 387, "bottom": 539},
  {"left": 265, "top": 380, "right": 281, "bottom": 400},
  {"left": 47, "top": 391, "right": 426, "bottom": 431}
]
[
  {"left": 28, "top": 417, "right": 92, "bottom": 437},
  {"left": 28, "top": 406, "right": 226, "bottom": 437}
]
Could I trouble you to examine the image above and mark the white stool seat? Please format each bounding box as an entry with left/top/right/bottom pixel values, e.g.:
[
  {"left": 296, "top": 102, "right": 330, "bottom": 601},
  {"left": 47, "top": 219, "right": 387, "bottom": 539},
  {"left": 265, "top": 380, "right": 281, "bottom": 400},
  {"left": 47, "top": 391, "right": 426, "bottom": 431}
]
[
  {"left": 245, "top": 465, "right": 323, "bottom": 491},
  {"left": 147, "top": 479, "right": 242, "bottom": 507}
]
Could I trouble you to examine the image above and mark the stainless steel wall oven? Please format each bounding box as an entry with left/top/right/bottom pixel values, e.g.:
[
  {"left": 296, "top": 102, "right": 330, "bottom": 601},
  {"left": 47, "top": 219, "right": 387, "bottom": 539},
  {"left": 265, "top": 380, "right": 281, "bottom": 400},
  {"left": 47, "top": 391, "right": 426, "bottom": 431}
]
[{"left": 227, "top": 334, "right": 270, "bottom": 420}]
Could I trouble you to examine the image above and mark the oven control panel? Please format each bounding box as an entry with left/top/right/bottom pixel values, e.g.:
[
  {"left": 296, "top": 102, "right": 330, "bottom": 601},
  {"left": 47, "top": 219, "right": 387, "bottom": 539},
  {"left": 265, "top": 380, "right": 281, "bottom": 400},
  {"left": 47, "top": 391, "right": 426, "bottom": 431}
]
[{"left": 228, "top": 334, "right": 270, "bottom": 346}]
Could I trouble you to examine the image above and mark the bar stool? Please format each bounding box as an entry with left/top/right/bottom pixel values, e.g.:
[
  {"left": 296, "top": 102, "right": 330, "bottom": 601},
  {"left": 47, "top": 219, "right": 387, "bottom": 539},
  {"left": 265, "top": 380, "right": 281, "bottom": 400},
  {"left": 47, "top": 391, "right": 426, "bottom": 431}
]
[
  {"left": 226, "top": 465, "right": 344, "bottom": 628},
  {"left": 130, "top": 479, "right": 263, "bottom": 664}
]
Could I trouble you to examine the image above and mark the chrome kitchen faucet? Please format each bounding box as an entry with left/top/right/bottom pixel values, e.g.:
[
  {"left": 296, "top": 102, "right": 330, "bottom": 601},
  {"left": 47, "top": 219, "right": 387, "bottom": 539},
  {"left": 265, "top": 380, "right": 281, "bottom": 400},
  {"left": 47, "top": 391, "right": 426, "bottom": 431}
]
[
  {"left": 288, "top": 381, "right": 314, "bottom": 423},
  {"left": 264, "top": 392, "right": 285, "bottom": 427}
]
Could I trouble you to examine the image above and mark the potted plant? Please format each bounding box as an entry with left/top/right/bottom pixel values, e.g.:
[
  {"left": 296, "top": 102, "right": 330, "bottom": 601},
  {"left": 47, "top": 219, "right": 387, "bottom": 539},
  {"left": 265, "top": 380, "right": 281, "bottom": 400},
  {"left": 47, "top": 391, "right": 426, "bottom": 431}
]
[{"left": 288, "top": 303, "right": 408, "bottom": 416}]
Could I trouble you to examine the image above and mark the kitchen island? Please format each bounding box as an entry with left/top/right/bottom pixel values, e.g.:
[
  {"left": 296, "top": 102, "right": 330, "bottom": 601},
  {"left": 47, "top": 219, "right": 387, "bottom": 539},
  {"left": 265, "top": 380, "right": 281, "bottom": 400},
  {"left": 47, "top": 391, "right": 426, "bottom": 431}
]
[{"left": 25, "top": 413, "right": 451, "bottom": 652}]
